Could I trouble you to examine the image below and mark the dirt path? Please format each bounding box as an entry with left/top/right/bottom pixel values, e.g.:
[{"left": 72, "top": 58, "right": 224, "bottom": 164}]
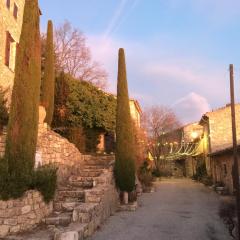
[{"left": 89, "top": 179, "right": 231, "bottom": 240}]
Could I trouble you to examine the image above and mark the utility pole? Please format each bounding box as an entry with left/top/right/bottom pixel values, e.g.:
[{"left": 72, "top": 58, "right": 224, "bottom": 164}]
[{"left": 229, "top": 64, "right": 240, "bottom": 239}]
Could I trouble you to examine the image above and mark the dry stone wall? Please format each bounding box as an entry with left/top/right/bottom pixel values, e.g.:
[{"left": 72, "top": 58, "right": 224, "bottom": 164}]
[
  {"left": 0, "top": 123, "right": 85, "bottom": 183},
  {"left": 0, "top": 125, "right": 119, "bottom": 238},
  {"left": 37, "top": 123, "right": 85, "bottom": 183},
  {"left": 0, "top": 190, "right": 52, "bottom": 238}
]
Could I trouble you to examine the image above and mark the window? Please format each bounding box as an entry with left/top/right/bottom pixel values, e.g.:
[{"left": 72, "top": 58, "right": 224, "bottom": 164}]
[
  {"left": 5, "top": 31, "right": 14, "bottom": 69},
  {"left": 6, "top": 0, "right": 10, "bottom": 9},
  {"left": 13, "top": 3, "right": 18, "bottom": 19}
]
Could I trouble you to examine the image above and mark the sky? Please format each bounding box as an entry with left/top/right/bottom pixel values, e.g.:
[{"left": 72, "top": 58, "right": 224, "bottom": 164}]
[{"left": 39, "top": 0, "right": 240, "bottom": 124}]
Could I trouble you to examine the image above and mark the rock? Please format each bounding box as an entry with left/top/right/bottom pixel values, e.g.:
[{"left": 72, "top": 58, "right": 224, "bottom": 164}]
[
  {"left": 0, "top": 225, "right": 10, "bottom": 237},
  {"left": 54, "top": 231, "right": 78, "bottom": 240},
  {"left": 21, "top": 205, "right": 32, "bottom": 214},
  {"left": 62, "top": 202, "right": 77, "bottom": 211}
]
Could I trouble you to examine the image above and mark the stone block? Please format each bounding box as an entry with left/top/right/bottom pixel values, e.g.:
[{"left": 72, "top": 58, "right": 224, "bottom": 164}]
[
  {"left": 0, "top": 201, "right": 7, "bottom": 209},
  {"left": 54, "top": 231, "right": 78, "bottom": 240},
  {"left": 4, "top": 218, "right": 18, "bottom": 226},
  {"left": 21, "top": 205, "right": 31, "bottom": 214},
  {"left": 9, "top": 225, "right": 21, "bottom": 233},
  {"left": 7, "top": 200, "right": 14, "bottom": 208},
  {"left": 0, "top": 225, "right": 10, "bottom": 237}
]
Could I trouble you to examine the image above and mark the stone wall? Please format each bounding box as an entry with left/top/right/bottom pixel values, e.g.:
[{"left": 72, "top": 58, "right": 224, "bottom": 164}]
[
  {"left": 0, "top": 190, "right": 52, "bottom": 238},
  {"left": 0, "top": 124, "right": 85, "bottom": 183},
  {"left": 206, "top": 104, "right": 240, "bottom": 153},
  {"left": 37, "top": 123, "right": 85, "bottom": 183},
  {"left": 211, "top": 153, "right": 237, "bottom": 194},
  {"left": 0, "top": 125, "right": 119, "bottom": 238},
  {"left": 0, "top": 0, "right": 25, "bottom": 90}
]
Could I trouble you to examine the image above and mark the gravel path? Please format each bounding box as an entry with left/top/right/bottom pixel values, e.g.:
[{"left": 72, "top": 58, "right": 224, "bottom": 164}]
[{"left": 89, "top": 179, "right": 232, "bottom": 240}]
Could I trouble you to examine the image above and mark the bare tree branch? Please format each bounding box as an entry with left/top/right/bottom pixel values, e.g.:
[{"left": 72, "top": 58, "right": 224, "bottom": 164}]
[{"left": 42, "top": 21, "right": 108, "bottom": 89}]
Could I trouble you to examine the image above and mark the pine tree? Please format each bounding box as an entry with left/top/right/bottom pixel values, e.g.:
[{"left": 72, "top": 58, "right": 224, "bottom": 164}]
[
  {"left": 41, "top": 20, "right": 55, "bottom": 125},
  {"left": 115, "top": 48, "right": 136, "bottom": 193},
  {"left": 5, "top": 0, "right": 41, "bottom": 186}
]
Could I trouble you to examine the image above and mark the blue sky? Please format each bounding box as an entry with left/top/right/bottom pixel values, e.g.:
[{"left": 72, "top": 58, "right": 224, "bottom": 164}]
[{"left": 39, "top": 0, "right": 240, "bottom": 124}]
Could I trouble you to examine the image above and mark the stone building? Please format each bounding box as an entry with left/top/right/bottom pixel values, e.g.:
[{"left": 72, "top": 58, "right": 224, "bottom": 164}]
[
  {"left": 158, "top": 122, "right": 204, "bottom": 177},
  {"left": 0, "top": 0, "right": 25, "bottom": 91},
  {"left": 129, "top": 99, "right": 142, "bottom": 128},
  {"left": 199, "top": 104, "right": 240, "bottom": 193},
  {"left": 97, "top": 98, "right": 142, "bottom": 153}
]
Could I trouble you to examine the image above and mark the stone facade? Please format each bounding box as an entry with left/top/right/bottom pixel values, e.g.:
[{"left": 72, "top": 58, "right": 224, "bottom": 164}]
[
  {"left": 159, "top": 122, "right": 204, "bottom": 177},
  {"left": 129, "top": 99, "right": 142, "bottom": 128},
  {"left": 0, "top": 0, "right": 25, "bottom": 90},
  {"left": 203, "top": 104, "right": 240, "bottom": 153},
  {"left": 0, "top": 190, "right": 52, "bottom": 238},
  {"left": 210, "top": 152, "right": 236, "bottom": 194},
  {"left": 199, "top": 104, "right": 240, "bottom": 193}
]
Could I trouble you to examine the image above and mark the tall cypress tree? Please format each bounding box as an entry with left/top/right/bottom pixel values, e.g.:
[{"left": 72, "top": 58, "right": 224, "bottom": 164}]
[
  {"left": 115, "top": 48, "right": 136, "bottom": 192},
  {"left": 5, "top": 0, "right": 41, "bottom": 181},
  {"left": 41, "top": 20, "right": 55, "bottom": 125}
]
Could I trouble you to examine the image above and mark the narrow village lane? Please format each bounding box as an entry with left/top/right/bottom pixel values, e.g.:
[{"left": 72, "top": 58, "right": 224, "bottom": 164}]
[{"left": 89, "top": 179, "right": 231, "bottom": 240}]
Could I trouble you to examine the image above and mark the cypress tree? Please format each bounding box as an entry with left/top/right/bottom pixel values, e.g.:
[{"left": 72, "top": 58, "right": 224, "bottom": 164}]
[
  {"left": 115, "top": 48, "right": 136, "bottom": 193},
  {"left": 5, "top": 0, "right": 41, "bottom": 184},
  {"left": 41, "top": 20, "right": 55, "bottom": 125}
]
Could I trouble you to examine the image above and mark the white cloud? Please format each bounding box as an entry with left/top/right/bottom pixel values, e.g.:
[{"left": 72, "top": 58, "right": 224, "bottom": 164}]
[{"left": 172, "top": 92, "right": 211, "bottom": 124}]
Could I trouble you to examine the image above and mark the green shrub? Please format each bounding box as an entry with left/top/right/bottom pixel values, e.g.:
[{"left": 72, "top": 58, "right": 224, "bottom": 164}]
[
  {"left": 115, "top": 48, "right": 136, "bottom": 192},
  {"left": 139, "top": 161, "right": 153, "bottom": 187},
  {"left": 0, "top": 158, "right": 30, "bottom": 200},
  {"left": 152, "top": 168, "right": 161, "bottom": 177},
  {"left": 193, "top": 161, "right": 207, "bottom": 181},
  {"left": 0, "top": 160, "right": 57, "bottom": 203},
  {"left": 30, "top": 165, "right": 58, "bottom": 203}
]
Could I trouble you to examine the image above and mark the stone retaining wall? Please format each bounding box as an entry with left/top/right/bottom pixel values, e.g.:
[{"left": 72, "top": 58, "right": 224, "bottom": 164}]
[
  {"left": 37, "top": 123, "right": 85, "bottom": 183},
  {"left": 0, "top": 123, "right": 86, "bottom": 183},
  {"left": 0, "top": 190, "right": 52, "bottom": 238}
]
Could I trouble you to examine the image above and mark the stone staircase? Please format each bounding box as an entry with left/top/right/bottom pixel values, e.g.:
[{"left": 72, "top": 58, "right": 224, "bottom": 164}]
[{"left": 44, "top": 155, "right": 118, "bottom": 239}]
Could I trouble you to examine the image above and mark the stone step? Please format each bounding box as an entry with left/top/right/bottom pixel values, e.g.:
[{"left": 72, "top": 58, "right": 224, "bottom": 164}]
[
  {"left": 53, "top": 201, "right": 79, "bottom": 212},
  {"left": 79, "top": 171, "right": 102, "bottom": 178},
  {"left": 84, "top": 165, "right": 106, "bottom": 170},
  {"left": 44, "top": 212, "right": 72, "bottom": 226},
  {"left": 72, "top": 203, "right": 99, "bottom": 223},
  {"left": 84, "top": 160, "right": 110, "bottom": 166},
  {"left": 85, "top": 188, "right": 105, "bottom": 203},
  {"left": 69, "top": 179, "right": 95, "bottom": 189},
  {"left": 63, "top": 222, "right": 90, "bottom": 239},
  {"left": 56, "top": 190, "right": 85, "bottom": 202}
]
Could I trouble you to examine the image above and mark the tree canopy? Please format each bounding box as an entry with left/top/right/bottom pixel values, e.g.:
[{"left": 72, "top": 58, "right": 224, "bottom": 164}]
[{"left": 53, "top": 73, "right": 116, "bottom": 133}]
